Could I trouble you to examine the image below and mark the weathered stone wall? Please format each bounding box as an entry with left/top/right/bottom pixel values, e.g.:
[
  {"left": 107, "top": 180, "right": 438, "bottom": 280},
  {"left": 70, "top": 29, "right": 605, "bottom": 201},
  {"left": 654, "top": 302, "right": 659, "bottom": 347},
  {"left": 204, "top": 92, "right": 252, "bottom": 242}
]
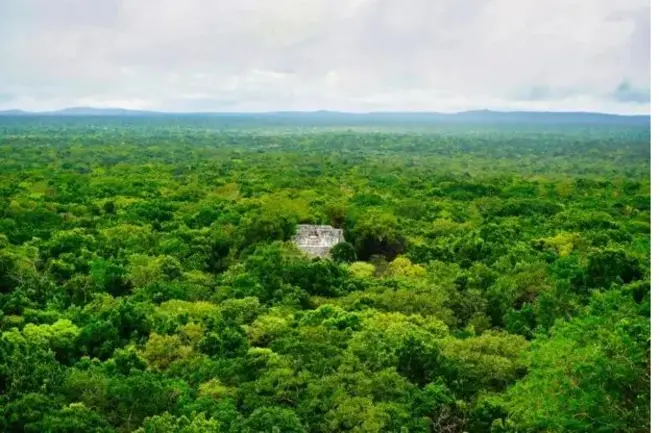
[{"left": 294, "top": 225, "right": 345, "bottom": 258}]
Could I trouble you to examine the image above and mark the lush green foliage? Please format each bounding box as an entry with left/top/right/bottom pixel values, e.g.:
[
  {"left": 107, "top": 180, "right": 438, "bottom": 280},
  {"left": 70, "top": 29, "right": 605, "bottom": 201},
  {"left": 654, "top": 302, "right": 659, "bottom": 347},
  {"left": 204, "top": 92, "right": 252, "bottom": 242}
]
[{"left": 0, "top": 117, "right": 650, "bottom": 432}]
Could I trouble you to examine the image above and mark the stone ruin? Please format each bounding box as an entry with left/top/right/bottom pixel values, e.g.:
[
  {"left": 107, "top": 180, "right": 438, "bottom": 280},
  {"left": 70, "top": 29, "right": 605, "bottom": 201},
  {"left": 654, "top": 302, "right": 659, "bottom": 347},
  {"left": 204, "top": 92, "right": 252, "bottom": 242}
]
[{"left": 294, "top": 225, "right": 345, "bottom": 258}]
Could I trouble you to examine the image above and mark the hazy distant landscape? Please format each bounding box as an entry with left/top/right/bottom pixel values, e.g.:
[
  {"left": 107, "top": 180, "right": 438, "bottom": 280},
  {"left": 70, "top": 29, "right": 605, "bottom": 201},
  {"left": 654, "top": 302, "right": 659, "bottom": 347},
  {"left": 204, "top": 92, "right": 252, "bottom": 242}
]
[{"left": 0, "top": 107, "right": 650, "bottom": 126}]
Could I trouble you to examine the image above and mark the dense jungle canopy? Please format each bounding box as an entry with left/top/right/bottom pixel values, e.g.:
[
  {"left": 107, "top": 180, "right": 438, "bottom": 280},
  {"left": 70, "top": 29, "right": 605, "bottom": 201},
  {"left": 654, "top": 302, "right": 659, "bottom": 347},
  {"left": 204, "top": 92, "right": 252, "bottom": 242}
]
[{"left": 0, "top": 115, "right": 650, "bottom": 433}]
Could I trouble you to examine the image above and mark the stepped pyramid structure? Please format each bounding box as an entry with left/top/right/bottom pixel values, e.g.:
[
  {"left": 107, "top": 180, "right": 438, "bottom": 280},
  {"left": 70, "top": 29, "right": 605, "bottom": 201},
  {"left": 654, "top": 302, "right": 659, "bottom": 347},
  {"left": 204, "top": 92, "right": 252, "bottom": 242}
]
[{"left": 294, "top": 225, "right": 344, "bottom": 258}]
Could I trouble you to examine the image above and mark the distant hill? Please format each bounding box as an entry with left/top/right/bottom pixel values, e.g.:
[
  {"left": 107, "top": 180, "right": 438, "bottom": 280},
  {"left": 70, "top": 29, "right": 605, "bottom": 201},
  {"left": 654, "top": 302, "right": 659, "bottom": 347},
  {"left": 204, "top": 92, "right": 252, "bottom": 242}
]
[
  {"left": 49, "top": 107, "right": 161, "bottom": 116},
  {"left": 447, "top": 109, "right": 649, "bottom": 125},
  {"left": 0, "top": 109, "right": 30, "bottom": 116},
  {"left": 0, "top": 107, "right": 161, "bottom": 116},
  {"left": 0, "top": 107, "right": 650, "bottom": 126}
]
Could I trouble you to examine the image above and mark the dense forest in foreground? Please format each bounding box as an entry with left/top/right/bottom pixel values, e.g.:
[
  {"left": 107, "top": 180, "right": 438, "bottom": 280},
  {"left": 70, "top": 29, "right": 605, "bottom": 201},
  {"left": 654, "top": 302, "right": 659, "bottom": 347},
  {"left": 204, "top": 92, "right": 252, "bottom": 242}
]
[{"left": 0, "top": 116, "right": 650, "bottom": 433}]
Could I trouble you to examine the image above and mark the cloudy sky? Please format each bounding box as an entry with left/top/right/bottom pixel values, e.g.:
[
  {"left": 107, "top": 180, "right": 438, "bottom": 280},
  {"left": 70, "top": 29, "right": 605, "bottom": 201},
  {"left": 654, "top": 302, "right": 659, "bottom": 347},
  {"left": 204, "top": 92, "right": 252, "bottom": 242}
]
[{"left": 0, "top": 0, "right": 650, "bottom": 113}]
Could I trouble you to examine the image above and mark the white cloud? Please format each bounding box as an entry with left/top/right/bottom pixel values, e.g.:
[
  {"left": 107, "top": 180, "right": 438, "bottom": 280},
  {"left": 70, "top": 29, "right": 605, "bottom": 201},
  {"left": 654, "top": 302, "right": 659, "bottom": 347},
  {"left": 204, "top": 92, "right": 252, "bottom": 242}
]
[{"left": 0, "top": 0, "right": 650, "bottom": 113}]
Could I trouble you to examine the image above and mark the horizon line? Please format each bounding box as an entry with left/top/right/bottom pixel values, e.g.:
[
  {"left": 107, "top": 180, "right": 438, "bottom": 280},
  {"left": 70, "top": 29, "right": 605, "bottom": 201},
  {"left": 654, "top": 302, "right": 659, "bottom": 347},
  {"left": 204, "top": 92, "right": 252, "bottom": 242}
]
[{"left": 0, "top": 106, "right": 651, "bottom": 117}]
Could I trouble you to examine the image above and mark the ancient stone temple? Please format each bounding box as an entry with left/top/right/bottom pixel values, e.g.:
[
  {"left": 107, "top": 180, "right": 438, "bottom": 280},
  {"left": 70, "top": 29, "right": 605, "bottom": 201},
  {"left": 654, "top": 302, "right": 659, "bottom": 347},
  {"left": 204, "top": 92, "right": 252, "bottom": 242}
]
[{"left": 294, "top": 225, "right": 345, "bottom": 258}]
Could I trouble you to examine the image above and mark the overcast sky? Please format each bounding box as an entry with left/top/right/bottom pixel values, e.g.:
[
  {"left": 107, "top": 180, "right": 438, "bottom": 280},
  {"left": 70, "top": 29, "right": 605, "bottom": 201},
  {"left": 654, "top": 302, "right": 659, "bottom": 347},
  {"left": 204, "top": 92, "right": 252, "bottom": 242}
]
[{"left": 0, "top": 0, "right": 650, "bottom": 113}]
